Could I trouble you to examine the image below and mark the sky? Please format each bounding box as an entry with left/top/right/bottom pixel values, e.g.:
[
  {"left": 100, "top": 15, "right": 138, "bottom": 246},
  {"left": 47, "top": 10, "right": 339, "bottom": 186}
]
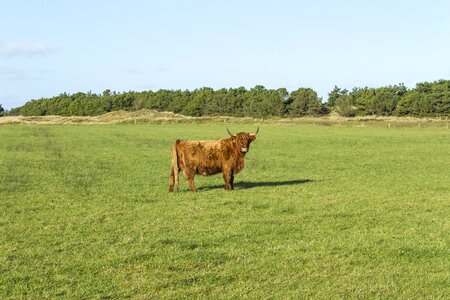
[{"left": 1, "top": 0, "right": 450, "bottom": 109}]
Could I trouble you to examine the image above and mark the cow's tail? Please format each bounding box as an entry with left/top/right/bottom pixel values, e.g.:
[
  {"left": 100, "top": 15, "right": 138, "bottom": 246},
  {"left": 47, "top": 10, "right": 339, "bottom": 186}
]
[{"left": 169, "top": 139, "right": 180, "bottom": 192}]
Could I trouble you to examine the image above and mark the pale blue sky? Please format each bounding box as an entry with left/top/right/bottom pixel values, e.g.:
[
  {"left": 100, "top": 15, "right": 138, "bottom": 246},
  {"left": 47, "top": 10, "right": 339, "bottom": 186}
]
[{"left": 1, "top": 0, "right": 450, "bottom": 109}]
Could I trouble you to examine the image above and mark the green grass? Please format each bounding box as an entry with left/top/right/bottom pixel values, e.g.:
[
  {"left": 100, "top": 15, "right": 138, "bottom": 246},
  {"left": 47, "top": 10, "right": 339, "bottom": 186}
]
[{"left": 0, "top": 124, "right": 449, "bottom": 298}]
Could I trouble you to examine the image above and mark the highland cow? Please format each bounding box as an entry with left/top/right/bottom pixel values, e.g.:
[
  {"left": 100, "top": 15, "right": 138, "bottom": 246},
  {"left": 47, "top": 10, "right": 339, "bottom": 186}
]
[{"left": 169, "top": 127, "right": 259, "bottom": 192}]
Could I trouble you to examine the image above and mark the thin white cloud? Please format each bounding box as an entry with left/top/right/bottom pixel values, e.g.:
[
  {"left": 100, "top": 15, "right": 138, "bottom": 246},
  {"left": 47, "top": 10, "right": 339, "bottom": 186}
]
[
  {"left": 0, "top": 67, "right": 47, "bottom": 80},
  {"left": 0, "top": 42, "right": 56, "bottom": 57},
  {"left": 7, "top": 72, "right": 41, "bottom": 81}
]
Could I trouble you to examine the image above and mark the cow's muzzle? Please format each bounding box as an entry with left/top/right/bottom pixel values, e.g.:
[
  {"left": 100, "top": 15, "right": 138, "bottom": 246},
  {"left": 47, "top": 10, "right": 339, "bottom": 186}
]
[{"left": 241, "top": 147, "right": 248, "bottom": 153}]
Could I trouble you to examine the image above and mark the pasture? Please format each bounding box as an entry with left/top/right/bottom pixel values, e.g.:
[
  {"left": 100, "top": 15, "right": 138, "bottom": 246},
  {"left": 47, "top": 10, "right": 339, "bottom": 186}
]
[{"left": 0, "top": 123, "right": 449, "bottom": 298}]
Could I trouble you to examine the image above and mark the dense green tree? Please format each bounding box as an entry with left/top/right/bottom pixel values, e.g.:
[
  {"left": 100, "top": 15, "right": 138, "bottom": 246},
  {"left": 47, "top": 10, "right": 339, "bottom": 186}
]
[
  {"left": 395, "top": 80, "right": 450, "bottom": 116},
  {"left": 369, "top": 85, "right": 407, "bottom": 116},
  {"left": 396, "top": 91, "right": 422, "bottom": 116},
  {"left": 327, "top": 86, "right": 348, "bottom": 107},
  {"left": 243, "top": 86, "right": 284, "bottom": 118},
  {"left": 182, "top": 87, "right": 213, "bottom": 116},
  {"left": 349, "top": 87, "right": 375, "bottom": 115},
  {"left": 202, "top": 88, "right": 227, "bottom": 116},
  {"left": 134, "top": 91, "right": 156, "bottom": 110},
  {"left": 335, "top": 94, "right": 356, "bottom": 117},
  {"left": 287, "top": 88, "right": 323, "bottom": 117},
  {"left": 333, "top": 84, "right": 407, "bottom": 116},
  {"left": 0, "top": 104, "right": 4, "bottom": 117},
  {"left": 227, "top": 87, "right": 247, "bottom": 117}
]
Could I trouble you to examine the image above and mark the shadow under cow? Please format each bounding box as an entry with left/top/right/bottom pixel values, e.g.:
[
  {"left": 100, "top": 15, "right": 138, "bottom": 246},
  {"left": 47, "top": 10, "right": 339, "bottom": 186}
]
[{"left": 198, "top": 179, "right": 314, "bottom": 191}]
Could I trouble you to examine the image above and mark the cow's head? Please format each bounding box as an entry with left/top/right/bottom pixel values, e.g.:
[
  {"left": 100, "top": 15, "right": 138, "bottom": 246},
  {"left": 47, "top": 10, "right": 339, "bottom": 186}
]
[{"left": 227, "top": 127, "right": 259, "bottom": 154}]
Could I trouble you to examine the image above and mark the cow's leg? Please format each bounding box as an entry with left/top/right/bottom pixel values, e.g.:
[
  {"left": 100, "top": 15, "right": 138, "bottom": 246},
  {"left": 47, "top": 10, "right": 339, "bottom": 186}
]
[
  {"left": 169, "top": 167, "right": 180, "bottom": 192},
  {"left": 174, "top": 168, "right": 180, "bottom": 191},
  {"left": 184, "top": 168, "right": 197, "bottom": 192},
  {"left": 175, "top": 176, "right": 179, "bottom": 191},
  {"left": 230, "top": 173, "right": 235, "bottom": 190},
  {"left": 223, "top": 169, "right": 233, "bottom": 191},
  {"left": 169, "top": 169, "right": 175, "bottom": 192},
  {"left": 169, "top": 141, "right": 180, "bottom": 192}
]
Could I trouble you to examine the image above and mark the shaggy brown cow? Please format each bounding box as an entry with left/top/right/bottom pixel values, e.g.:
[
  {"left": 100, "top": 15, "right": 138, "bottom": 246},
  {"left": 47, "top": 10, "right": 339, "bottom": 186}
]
[{"left": 169, "top": 127, "right": 259, "bottom": 192}]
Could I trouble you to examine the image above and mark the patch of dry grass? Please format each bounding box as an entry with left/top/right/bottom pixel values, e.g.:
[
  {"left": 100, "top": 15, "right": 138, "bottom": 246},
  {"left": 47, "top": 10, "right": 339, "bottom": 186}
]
[{"left": 0, "top": 109, "right": 448, "bottom": 127}]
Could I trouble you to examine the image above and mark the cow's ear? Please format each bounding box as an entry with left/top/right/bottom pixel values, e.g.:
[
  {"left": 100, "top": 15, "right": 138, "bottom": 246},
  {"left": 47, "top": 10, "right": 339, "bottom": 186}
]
[{"left": 249, "top": 134, "right": 256, "bottom": 141}]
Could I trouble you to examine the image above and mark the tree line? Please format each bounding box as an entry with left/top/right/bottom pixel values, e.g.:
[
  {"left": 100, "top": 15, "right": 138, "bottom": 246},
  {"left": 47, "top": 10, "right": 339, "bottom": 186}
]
[
  {"left": 3, "top": 80, "right": 450, "bottom": 118},
  {"left": 329, "top": 80, "right": 450, "bottom": 117}
]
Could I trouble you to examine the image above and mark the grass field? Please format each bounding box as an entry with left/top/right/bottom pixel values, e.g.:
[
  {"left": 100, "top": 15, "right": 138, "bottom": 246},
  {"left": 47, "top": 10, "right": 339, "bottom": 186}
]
[{"left": 0, "top": 124, "right": 449, "bottom": 298}]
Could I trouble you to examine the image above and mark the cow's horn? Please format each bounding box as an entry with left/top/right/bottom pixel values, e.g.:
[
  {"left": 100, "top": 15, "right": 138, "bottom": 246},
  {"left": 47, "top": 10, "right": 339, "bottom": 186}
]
[
  {"left": 226, "top": 127, "right": 234, "bottom": 137},
  {"left": 255, "top": 126, "right": 259, "bottom": 135}
]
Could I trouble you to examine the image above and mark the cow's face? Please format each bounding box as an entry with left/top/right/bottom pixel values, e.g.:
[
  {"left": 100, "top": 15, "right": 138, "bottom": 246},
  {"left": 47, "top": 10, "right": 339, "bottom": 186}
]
[{"left": 234, "top": 132, "right": 256, "bottom": 154}]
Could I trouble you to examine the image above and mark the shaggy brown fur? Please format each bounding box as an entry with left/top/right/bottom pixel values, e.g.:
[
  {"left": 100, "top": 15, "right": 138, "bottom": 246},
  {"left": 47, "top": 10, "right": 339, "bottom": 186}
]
[{"left": 169, "top": 130, "right": 258, "bottom": 192}]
